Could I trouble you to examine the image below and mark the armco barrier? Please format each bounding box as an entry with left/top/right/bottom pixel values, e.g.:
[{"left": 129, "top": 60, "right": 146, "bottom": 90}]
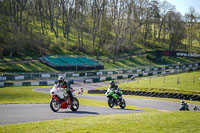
[
  {"left": 0, "top": 80, "right": 74, "bottom": 87},
  {"left": 1, "top": 62, "right": 199, "bottom": 82},
  {"left": 4, "top": 82, "right": 14, "bottom": 87},
  {"left": 106, "top": 77, "right": 112, "bottom": 81},
  {"left": 88, "top": 90, "right": 200, "bottom": 101},
  {"left": 0, "top": 82, "right": 4, "bottom": 87}
]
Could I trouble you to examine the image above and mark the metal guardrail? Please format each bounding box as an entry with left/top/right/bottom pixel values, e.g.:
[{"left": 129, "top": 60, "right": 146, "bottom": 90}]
[{"left": 0, "top": 62, "right": 199, "bottom": 81}]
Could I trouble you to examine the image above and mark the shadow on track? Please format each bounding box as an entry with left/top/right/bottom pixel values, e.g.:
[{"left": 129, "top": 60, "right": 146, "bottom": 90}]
[
  {"left": 111, "top": 108, "right": 145, "bottom": 112},
  {"left": 57, "top": 111, "right": 99, "bottom": 115}
]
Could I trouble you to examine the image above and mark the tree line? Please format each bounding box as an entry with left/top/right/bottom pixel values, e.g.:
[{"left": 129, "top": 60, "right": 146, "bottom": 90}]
[{"left": 0, "top": 0, "right": 199, "bottom": 58}]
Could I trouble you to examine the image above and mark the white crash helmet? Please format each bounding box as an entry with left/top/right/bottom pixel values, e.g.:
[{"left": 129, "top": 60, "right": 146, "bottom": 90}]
[{"left": 58, "top": 76, "right": 64, "bottom": 82}]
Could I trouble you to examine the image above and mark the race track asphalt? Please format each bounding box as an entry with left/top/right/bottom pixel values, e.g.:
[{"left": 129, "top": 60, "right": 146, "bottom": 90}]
[{"left": 0, "top": 104, "right": 145, "bottom": 125}]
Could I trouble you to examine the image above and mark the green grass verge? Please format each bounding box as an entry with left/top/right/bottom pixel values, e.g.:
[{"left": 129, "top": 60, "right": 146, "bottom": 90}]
[
  {"left": 0, "top": 86, "right": 51, "bottom": 104},
  {"left": 0, "top": 111, "right": 199, "bottom": 133},
  {"left": 0, "top": 61, "right": 58, "bottom": 72},
  {"left": 97, "top": 71, "right": 200, "bottom": 95}
]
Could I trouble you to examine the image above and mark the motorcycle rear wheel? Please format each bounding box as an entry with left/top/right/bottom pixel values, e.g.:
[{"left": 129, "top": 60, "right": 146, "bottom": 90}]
[
  {"left": 70, "top": 97, "right": 79, "bottom": 111},
  {"left": 50, "top": 98, "right": 60, "bottom": 112}
]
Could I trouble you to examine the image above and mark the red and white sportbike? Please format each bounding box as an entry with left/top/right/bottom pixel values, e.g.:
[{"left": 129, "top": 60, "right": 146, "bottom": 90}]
[{"left": 49, "top": 84, "right": 79, "bottom": 112}]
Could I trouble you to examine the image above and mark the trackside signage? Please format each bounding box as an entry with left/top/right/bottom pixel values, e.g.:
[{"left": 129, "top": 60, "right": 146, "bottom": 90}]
[
  {"left": 157, "top": 50, "right": 200, "bottom": 58},
  {"left": 176, "top": 52, "right": 200, "bottom": 58}
]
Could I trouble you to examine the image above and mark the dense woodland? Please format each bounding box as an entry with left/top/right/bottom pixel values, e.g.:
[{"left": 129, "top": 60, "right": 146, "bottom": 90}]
[{"left": 0, "top": 0, "right": 200, "bottom": 59}]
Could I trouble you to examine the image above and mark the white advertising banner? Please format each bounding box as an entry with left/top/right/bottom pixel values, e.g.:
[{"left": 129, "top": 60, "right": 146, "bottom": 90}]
[
  {"left": 170, "top": 70, "right": 175, "bottom": 73},
  {"left": 47, "top": 81, "right": 55, "bottom": 85},
  {"left": 122, "top": 75, "right": 128, "bottom": 79},
  {"left": 162, "top": 71, "right": 166, "bottom": 74},
  {"left": 107, "top": 72, "right": 113, "bottom": 75},
  {"left": 100, "top": 77, "right": 106, "bottom": 81},
  {"left": 72, "top": 73, "right": 80, "bottom": 77},
  {"left": 153, "top": 72, "right": 157, "bottom": 75},
  {"left": 0, "top": 82, "right": 4, "bottom": 87},
  {"left": 14, "top": 82, "right": 22, "bottom": 86},
  {"left": 154, "top": 68, "right": 158, "bottom": 71},
  {"left": 143, "top": 73, "right": 148, "bottom": 76},
  {"left": 42, "top": 74, "right": 50, "bottom": 78},
  {"left": 15, "top": 76, "right": 24, "bottom": 80},
  {"left": 0, "top": 77, "right": 6, "bottom": 81},
  {"left": 85, "top": 79, "right": 93, "bottom": 83},
  {"left": 111, "top": 76, "right": 117, "bottom": 80},
  {"left": 145, "top": 68, "right": 150, "bottom": 72},
  {"left": 117, "top": 71, "right": 123, "bottom": 74},
  {"left": 97, "top": 72, "right": 103, "bottom": 75},
  {"left": 133, "top": 74, "right": 138, "bottom": 77},
  {"left": 31, "top": 82, "right": 39, "bottom": 86},
  {"left": 127, "top": 70, "right": 133, "bottom": 73}
]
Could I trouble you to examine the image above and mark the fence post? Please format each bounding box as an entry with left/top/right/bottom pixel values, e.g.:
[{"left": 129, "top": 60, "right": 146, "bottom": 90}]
[
  {"left": 163, "top": 76, "right": 165, "bottom": 84},
  {"left": 193, "top": 76, "right": 195, "bottom": 83},
  {"left": 177, "top": 75, "right": 180, "bottom": 84},
  {"left": 31, "top": 72, "right": 32, "bottom": 80}
]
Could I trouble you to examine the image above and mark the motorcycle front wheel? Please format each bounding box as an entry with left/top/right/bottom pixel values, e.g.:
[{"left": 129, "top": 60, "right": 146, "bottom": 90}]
[
  {"left": 108, "top": 97, "right": 114, "bottom": 108},
  {"left": 70, "top": 97, "right": 79, "bottom": 111},
  {"left": 50, "top": 98, "right": 60, "bottom": 112},
  {"left": 120, "top": 99, "right": 126, "bottom": 109}
]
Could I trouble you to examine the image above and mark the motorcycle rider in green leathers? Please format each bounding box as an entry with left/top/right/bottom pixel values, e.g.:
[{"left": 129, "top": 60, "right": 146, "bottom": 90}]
[{"left": 107, "top": 80, "right": 122, "bottom": 103}]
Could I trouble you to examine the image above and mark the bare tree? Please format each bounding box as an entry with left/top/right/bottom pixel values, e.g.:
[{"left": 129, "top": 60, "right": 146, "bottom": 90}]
[
  {"left": 76, "top": 0, "right": 86, "bottom": 49},
  {"left": 166, "top": 11, "right": 185, "bottom": 51},
  {"left": 61, "top": 0, "right": 75, "bottom": 40},
  {"left": 158, "top": 1, "right": 174, "bottom": 41},
  {"left": 184, "top": 7, "right": 198, "bottom": 48}
]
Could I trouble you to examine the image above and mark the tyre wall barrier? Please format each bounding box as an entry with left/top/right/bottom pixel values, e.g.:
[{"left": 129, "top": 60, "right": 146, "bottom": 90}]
[{"left": 88, "top": 90, "right": 200, "bottom": 101}]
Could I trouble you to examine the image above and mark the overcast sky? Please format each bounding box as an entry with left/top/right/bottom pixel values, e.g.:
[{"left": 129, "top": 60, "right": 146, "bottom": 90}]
[{"left": 160, "top": 0, "right": 200, "bottom": 15}]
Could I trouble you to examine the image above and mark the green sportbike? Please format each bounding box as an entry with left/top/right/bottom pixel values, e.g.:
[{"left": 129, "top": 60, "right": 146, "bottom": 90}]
[{"left": 105, "top": 90, "right": 126, "bottom": 109}]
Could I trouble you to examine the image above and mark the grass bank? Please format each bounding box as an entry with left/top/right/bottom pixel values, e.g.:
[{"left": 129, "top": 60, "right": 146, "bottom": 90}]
[
  {"left": 0, "top": 86, "right": 50, "bottom": 104},
  {"left": 0, "top": 56, "right": 199, "bottom": 72},
  {"left": 97, "top": 71, "right": 200, "bottom": 95},
  {"left": 0, "top": 111, "right": 199, "bottom": 133},
  {"left": 0, "top": 61, "right": 58, "bottom": 72}
]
